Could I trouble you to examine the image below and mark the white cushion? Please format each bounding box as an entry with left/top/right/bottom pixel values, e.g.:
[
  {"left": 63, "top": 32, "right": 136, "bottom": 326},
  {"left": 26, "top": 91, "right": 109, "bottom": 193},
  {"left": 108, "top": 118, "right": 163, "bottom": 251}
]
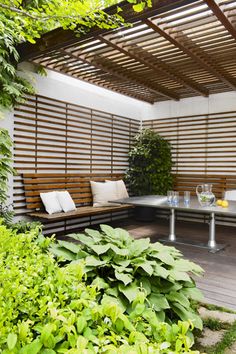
[
  {"left": 90, "top": 181, "right": 119, "bottom": 207},
  {"left": 225, "top": 190, "right": 236, "bottom": 201},
  {"left": 57, "top": 191, "right": 76, "bottom": 212},
  {"left": 40, "top": 191, "right": 63, "bottom": 214},
  {"left": 105, "top": 179, "right": 129, "bottom": 199}
]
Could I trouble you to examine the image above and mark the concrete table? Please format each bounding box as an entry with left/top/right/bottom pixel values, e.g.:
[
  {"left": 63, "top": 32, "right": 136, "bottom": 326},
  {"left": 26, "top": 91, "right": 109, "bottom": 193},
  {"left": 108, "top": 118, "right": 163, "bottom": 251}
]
[{"left": 113, "top": 195, "right": 236, "bottom": 252}]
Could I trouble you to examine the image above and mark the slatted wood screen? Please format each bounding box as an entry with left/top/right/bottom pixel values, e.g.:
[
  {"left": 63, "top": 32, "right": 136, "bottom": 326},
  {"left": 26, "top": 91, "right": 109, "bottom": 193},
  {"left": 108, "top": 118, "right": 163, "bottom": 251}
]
[
  {"left": 14, "top": 94, "right": 139, "bottom": 234},
  {"left": 144, "top": 111, "right": 236, "bottom": 226}
]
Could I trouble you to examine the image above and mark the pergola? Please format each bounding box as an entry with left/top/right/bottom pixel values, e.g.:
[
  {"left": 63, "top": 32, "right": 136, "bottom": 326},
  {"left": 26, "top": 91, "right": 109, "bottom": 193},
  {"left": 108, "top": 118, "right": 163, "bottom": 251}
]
[{"left": 19, "top": 0, "right": 236, "bottom": 103}]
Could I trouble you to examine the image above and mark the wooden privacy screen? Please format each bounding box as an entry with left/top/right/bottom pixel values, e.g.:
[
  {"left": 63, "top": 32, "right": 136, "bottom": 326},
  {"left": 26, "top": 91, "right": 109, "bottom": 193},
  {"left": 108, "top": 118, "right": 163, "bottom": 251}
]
[
  {"left": 144, "top": 111, "right": 236, "bottom": 226},
  {"left": 14, "top": 94, "right": 139, "bottom": 234}
]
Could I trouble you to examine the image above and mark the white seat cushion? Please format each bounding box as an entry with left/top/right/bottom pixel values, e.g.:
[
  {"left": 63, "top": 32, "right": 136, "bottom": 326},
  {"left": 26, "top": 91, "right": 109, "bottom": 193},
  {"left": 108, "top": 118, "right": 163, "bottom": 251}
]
[
  {"left": 40, "top": 191, "right": 63, "bottom": 214},
  {"left": 105, "top": 179, "right": 129, "bottom": 199},
  {"left": 57, "top": 191, "right": 76, "bottom": 212},
  {"left": 90, "top": 181, "right": 119, "bottom": 207},
  {"left": 225, "top": 190, "right": 236, "bottom": 201}
]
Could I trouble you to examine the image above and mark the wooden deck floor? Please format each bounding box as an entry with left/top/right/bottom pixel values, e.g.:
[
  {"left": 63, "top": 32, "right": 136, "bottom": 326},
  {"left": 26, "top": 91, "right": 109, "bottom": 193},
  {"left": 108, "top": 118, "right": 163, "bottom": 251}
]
[{"left": 115, "top": 218, "right": 236, "bottom": 311}]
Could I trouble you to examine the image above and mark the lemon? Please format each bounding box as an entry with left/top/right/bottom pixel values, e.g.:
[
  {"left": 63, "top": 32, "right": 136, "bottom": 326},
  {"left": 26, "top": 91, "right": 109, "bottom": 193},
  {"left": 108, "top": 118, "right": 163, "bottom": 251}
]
[
  {"left": 216, "top": 199, "right": 223, "bottom": 206},
  {"left": 221, "top": 200, "right": 229, "bottom": 208}
]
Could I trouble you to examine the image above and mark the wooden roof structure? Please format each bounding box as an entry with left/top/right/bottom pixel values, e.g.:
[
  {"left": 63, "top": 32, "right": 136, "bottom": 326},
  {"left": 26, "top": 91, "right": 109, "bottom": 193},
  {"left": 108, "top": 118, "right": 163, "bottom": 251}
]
[{"left": 19, "top": 0, "right": 236, "bottom": 103}]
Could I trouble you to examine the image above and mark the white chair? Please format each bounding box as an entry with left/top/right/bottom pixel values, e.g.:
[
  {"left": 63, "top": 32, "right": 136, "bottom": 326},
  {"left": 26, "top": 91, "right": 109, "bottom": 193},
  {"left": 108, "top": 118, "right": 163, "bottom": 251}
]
[{"left": 224, "top": 190, "right": 236, "bottom": 201}]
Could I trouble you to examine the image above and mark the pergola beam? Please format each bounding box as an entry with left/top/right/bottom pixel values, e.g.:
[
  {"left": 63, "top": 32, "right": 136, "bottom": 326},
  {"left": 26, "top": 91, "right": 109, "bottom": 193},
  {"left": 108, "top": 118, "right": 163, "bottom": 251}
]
[
  {"left": 144, "top": 18, "right": 236, "bottom": 91},
  {"left": 58, "top": 49, "right": 179, "bottom": 101},
  {"left": 98, "top": 35, "right": 209, "bottom": 97},
  {"left": 204, "top": 0, "right": 236, "bottom": 40}
]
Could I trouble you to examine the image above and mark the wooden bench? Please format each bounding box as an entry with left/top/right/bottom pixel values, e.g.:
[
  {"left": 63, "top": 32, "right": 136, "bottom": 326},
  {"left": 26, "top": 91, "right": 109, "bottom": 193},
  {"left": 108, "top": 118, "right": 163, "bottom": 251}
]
[{"left": 22, "top": 173, "right": 133, "bottom": 221}]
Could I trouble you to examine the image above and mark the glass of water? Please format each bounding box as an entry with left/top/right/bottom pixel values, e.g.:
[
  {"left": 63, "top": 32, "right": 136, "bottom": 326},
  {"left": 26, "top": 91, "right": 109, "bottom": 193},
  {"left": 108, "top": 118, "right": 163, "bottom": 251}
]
[
  {"left": 172, "top": 191, "right": 179, "bottom": 206},
  {"left": 184, "top": 191, "right": 190, "bottom": 207},
  {"left": 167, "top": 191, "right": 174, "bottom": 205}
]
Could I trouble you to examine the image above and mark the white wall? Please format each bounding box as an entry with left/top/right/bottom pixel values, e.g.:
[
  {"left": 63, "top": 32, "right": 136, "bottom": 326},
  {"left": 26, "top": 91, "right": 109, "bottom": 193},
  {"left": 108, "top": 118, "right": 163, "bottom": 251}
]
[
  {"left": 142, "top": 92, "right": 236, "bottom": 120},
  {"left": 18, "top": 63, "right": 149, "bottom": 120}
]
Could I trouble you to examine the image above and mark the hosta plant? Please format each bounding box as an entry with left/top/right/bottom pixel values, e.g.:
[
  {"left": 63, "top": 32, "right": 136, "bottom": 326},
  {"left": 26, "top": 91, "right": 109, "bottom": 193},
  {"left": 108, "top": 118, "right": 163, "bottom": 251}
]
[
  {"left": 0, "top": 220, "right": 201, "bottom": 354},
  {"left": 51, "top": 224, "right": 204, "bottom": 330}
]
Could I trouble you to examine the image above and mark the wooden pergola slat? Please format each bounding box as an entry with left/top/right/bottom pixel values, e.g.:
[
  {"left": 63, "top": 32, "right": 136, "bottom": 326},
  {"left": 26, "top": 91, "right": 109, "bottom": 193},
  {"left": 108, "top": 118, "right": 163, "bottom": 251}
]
[
  {"left": 144, "top": 18, "right": 236, "bottom": 91},
  {"left": 18, "top": 0, "right": 236, "bottom": 103}
]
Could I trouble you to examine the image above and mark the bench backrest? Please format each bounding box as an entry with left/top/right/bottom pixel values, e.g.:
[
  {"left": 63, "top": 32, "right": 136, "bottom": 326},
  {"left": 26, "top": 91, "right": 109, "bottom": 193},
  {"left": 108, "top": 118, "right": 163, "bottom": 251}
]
[
  {"left": 23, "top": 173, "right": 125, "bottom": 211},
  {"left": 174, "top": 174, "right": 236, "bottom": 198}
]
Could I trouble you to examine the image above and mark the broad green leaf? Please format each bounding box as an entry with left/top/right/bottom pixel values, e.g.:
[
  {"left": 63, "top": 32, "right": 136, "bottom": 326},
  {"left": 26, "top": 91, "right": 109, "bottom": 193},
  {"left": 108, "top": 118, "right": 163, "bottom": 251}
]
[
  {"left": 182, "top": 287, "right": 204, "bottom": 301},
  {"left": 172, "top": 302, "right": 203, "bottom": 330},
  {"left": 129, "top": 238, "right": 150, "bottom": 257},
  {"left": 136, "top": 261, "right": 153, "bottom": 276},
  {"left": 114, "top": 258, "right": 130, "bottom": 267},
  {"left": 7, "top": 333, "right": 17, "bottom": 350},
  {"left": 139, "top": 277, "right": 151, "bottom": 295},
  {"left": 100, "top": 224, "right": 115, "bottom": 238},
  {"left": 102, "top": 294, "right": 126, "bottom": 313},
  {"left": 174, "top": 259, "right": 204, "bottom": 275},
  {"left": 167, "top": 291, "right": 190, "bottom": 308},
  {"left": 169, "top": 270, "right": 191, "bottom": 282},
  {"left": 58, "top": 240, "right": 81, "bottom": 254},
  {"left": 153, "top": 264, "right": 169, "bottom": 279},
  {"left": 148, "top": 293, "right": 170, "bottom": 311},
  {"left": 85, "top": 228, "right": 102, "bottom": 242},
  {"left": 92, "top": 244, "right": 110, "bottom": 255},
  {"left": 85, "top": 255, "right": 107, "bottom": 267},
  {"left": 49, "top": 245, "right": 76, "bottom": 261},
  {"left": 115, "top": 270, "right": 133, "bottom": 285},
  {"left": 119, "top": 282, "right": 140, "bottom": 303},
  {"left": 110, "top": 244, "right": 129, "bottom": 256},
  {"left": 92, "top": 277, "right": 109, "bottom": 290},
  {"left": 153, "top": 251, "right": 175, "bottom": 266}
]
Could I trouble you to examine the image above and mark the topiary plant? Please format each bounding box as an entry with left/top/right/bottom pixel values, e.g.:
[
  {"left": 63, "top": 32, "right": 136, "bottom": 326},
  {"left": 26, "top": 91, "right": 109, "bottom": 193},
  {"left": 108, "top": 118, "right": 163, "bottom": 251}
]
[{"left": 126, "top": 128, "right": 173, "bottom": 196}]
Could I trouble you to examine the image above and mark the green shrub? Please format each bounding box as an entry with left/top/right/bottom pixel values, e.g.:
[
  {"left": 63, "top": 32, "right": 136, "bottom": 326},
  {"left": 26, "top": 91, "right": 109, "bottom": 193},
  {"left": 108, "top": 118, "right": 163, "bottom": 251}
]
[
  {"left": 125, "top": 128, "right": 173, "bottom": 195},
  {"left": 0, "top": 220, "right": 201, "bottom": 353},
  {"left": 51, "top": 224, "right": 204, "bottom": 330}
]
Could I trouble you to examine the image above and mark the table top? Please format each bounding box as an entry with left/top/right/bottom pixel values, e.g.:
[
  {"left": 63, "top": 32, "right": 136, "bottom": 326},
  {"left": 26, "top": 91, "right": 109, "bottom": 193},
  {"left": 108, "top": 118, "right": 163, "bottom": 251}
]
[{"left": 113, "top": 195, "right": 236, "bottom": 216}]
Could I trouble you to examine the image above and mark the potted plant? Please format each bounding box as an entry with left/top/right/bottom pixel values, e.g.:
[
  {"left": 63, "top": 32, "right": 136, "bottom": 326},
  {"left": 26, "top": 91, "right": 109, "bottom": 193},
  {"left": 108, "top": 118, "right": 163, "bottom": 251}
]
[{"left": 126, "top": 128, "right": 173, "bottom": 221}]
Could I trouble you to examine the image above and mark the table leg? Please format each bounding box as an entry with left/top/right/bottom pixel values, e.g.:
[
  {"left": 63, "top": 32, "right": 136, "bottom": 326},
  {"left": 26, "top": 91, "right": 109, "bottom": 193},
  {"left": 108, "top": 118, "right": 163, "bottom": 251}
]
[
  {"left": 207, "top": 212, "right": 227, "bottom": 253},
  {"left": 169, "top": 208, "right": 176, "bottom": 241},
  {"left": 208, "top": 212, "right": 216, "bottom": 249}
]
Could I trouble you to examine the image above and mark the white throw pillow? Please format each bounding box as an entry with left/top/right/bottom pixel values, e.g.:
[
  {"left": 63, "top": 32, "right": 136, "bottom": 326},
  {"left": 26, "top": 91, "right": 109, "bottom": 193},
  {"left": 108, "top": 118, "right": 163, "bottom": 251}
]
[
  {"left": 40, "top": 191, "right": 63, "bottom": 214},
  {"left": 90, "top": 181, "right": 119, "bottom": 207},
  {"left": 105, "top": 180, "right": 129, "bottom": 199},
  {"left": 57, "top": 191, "right": 76, "bottom": 212}
]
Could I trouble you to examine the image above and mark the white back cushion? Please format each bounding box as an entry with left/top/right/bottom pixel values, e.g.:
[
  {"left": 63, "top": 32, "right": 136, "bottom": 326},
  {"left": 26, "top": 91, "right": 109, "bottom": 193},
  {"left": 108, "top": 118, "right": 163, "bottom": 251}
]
[
  {"left": 225, "top": 190, "right": 236, "bottom": 201},
  {"left": 40, "top": 191, "right": 62, "bottom": 214},
  {"left": 105, "top": 180, "right": 129, "bottom": 199},
  {"left": 90, "top": 181, "right": 119, "bottom": 207},
  {"left": 57, "top": 191, "right": 76, "bottom": 212}
]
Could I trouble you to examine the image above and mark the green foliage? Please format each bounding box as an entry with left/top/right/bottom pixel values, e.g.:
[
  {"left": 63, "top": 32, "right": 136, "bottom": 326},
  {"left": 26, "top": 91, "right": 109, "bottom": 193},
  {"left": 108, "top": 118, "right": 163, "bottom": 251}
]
[
  {"left": 0, "top": 128, "right": 15, "bottom": 204},
  {"left": 203, "top": 318, "right": 227, "bottom": 331},
  {"left": 9, "top": 219, "right": 42, "bottom": 233},
  {"left": 0, "top": 220, "right": 201, "bottom": 353},
  {"left": 0, "top": 204, "right": 14, "bottom": 225},
  {"left": 51, "top": 224, "right": 204, "bottom": 330},
  {"left": 126, "top": 128, "right": 173, "bottom": 196}
]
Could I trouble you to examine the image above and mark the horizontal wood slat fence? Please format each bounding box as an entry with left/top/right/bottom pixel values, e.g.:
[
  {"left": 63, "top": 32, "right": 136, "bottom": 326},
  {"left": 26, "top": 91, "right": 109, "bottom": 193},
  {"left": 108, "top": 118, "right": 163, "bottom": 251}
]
[
  {"left": 144, "top": 111, "right": 236, "bottom": 226},
  {"left": 14, "top": 94, "right": 139, "bottom": 235}
]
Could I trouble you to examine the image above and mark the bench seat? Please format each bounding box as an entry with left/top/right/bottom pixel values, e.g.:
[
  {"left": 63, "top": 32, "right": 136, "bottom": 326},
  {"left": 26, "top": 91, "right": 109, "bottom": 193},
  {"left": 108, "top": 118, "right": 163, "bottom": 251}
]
[
  {"left": 22, "top": 173, "right": 132, "bottom": 223},
  {"left": 29, "top": 204, "right": 133, "bottom": 221}
]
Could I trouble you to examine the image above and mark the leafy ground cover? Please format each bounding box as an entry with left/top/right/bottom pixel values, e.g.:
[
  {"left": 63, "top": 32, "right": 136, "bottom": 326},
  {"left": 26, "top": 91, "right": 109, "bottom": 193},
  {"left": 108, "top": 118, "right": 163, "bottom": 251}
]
[
  {"left": 51, "top": 224, "right": 204, "bottom": 330},
  {"left": 0, "top": 220, "right": 202, "bottom": 353}
]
